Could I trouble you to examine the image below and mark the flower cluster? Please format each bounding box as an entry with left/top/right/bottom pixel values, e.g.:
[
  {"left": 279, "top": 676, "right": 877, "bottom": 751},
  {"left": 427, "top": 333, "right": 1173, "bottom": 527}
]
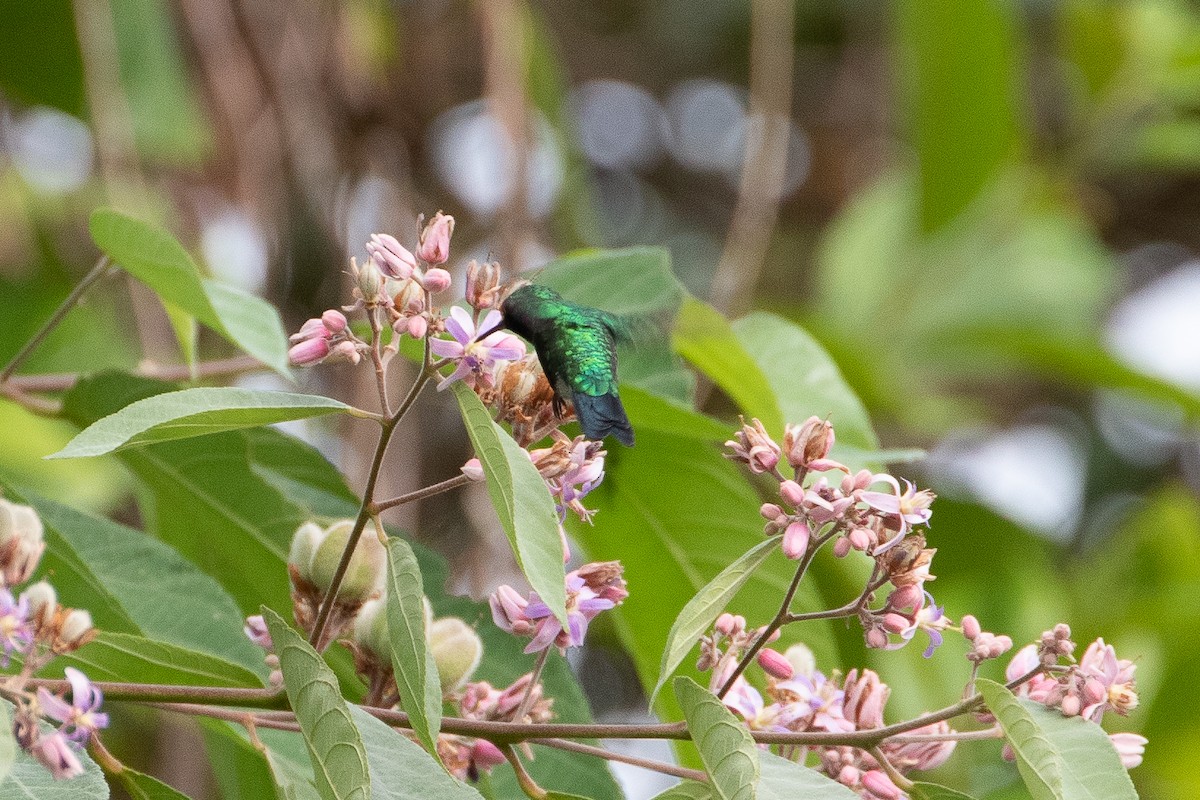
[
  {"left": 490, "top": 561, "right": 628, "bottom": 654},
  {"left": 735, "top": 416, "right": 949, "bottom": 657},
  {"left": 0, "top": 498, "right": 104, "bottom": 780},
  {"left": 1003, "top": 629, "right": 1146, "bottom": 767},
  {"left": 702, "top": 629, "right": 953, "bottom": 799}
]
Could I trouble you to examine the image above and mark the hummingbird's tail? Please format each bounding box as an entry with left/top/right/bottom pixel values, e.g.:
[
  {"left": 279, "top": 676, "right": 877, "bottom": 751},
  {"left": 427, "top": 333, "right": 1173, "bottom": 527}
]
[{"left": 572, "top": 390, "right": 635, "bottom": 447}]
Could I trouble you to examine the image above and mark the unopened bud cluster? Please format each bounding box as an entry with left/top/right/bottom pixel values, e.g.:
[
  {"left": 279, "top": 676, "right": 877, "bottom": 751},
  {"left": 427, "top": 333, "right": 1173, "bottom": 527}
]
[
  {"left": 286, "top": 520, "right": 386, "bottom": 651},
  {"left": 0, "top": 499, "right": 105, "bottom": 781}
]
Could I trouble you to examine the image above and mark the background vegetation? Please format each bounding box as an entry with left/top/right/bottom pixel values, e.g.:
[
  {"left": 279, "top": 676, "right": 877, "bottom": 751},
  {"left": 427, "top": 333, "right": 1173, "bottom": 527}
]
[{"left": 1, "top": 1, "right": 1197, "bottom": 798}]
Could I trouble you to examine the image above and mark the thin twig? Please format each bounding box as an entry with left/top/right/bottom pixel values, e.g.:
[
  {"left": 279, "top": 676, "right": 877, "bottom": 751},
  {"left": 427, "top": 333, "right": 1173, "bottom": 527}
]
[
  {"left": 511, "top": 648, "right": 550, "bottom": 724},
  {"left": 1, "top": 257, "right": 112, "bottom": 384},
  {"left": 8, "top": 355, "right": 268, "bottom": 393},
  {"left": 531, "top": 738, "right": 706, "bottom": 782},
  {"left": 502, "top": 744, "right": 546, "bottom": 800},
  {"left": 373, "top": 473, "right": 473, "bottom": 513}
]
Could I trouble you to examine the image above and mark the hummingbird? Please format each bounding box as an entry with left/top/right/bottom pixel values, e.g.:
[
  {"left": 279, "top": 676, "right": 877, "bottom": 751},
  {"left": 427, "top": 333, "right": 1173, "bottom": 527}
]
[{"left": 499, "top": 283, "right": 635, "bottom": 446}]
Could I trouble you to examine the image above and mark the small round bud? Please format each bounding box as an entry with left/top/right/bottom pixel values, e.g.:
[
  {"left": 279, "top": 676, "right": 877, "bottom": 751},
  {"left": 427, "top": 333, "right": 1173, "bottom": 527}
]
[
  {"left": 832, "top": 537, "right": 852, "bottom": 558},
  {"left": 420, "top": 268, "right": 452, "bottom": 293},
  {"left": 351, "top": 598, "right": 389, "bottom": 660},
  {"left": 322, "top": 309, "right": 348, "bottom": 333},
  {"left": 0, "top": 499, "right": 45, "bottom": 585},
  {"left": 288, "top": 522, "right": 325, "bottom": 582},
  {"left": 1061, "top": 694, "right": 1081, "bottom": 717},
  {"left": 20, "top": 581, "right": 57, "bottom": 630},
  {"left": 357, "top": 258, "right": 385, "bottom": 299},
  {"left": 882, "top": 613, "right": 909, "bottom": 634},
  {"left": 310, "top": 521, "right": 386, "bottom": 604},
  {"left": 866, "top": 628, "right": 889, "bottom": 649},
  {"left": 56, "top": 609, "right": 94, "bottom": 652},
  {"left": 471, "top": 739, "right": 506, "bottom": 771},
  {"left": 429, "top": 617, "right": 483, "bottom": 692},
  {"left": 961, "top": 614, "right": 981, "bottom": 640},
  {"left": 759, "top": 503, "right": 784, "bottom": 521},
  {"left": 779, "top": 480, "right": 804, "bottom": 507}
]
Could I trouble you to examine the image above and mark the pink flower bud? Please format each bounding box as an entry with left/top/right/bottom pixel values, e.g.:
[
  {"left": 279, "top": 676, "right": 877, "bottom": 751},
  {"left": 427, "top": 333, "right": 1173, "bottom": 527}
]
[
  {"left": 460, "top": 458, "right": 485, "bottom": 482},
  {"left": 406, "top": 315, "right": 428, "bottom": 339},
  {"left": 848, "top": 527, "right": 872, "bottom": 551},
  {"left": 781, "top": 520, "right": 810, "bottom": 560},
  {"left": 321, "top": 309, "right": 348, "bottom": 333},
  {"left": 328, "top": 340, "right": 362, "bottom": 365},
  {"left": 417, "top": 212, "right": 454, "bottom": 264},
  {"left": 861, "top": 770, "right": 901, "bottom": 800},
  {"left": 31, "top": 732, "right": 84, "bottom": 780},
  {"left": 883, "top": 613, "right": 910, "bottom": 634},
  {"left": 289, "top": 336, "right": 330, "bottom": 366},
  {"left": 466, "top": 260, "right": 502, "bottom": 309},
  {"left": 866, "top": 627, "right": 888, "bottom": 649},
  {"left": 290, "top": 317, "right": 327, "bottom": 343},
  {"left": 421, "top": 268, "right": 452, "bottom": 293},
  {"left": 367, "top": 233, "right": 417, "bottom": 279},
  {"left": 471, "top": 739, "right": 506, "bottom": 771},
  {"left": 243, "top": 615, "right": 273, "bottom": 650},
  {"left": 779, "top": 480, "right": 804, "bottom": 507},
  {"left": 1061, "top": 694, "right": 1081, "bottom": 716},
  {"left": 837, "top": 765, "right": 861, "bottom": 787},
  {"left": 992, "top": 635, "right": 1013, "bottom": 657},
  {"left": 887, "top": 584, "right": 921, "bottom": 612},
  {"left": 756, "top": 648, "right": 794, "bottom": 680},
  {"left": 759, "top": 503, "right": 784, "bottom": 521},
  {"left": 961, "top": 614, "right": 981, "bottom": 640},
  {"left": 833, "top": 536, "right": 852, "bottom": 558},
  {"left": 714, "top": 613, "right": 744, "bottom": 637}
]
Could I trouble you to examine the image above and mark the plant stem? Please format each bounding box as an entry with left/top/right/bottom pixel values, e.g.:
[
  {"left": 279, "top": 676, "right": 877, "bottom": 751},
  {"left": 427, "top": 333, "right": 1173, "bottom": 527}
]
[
  {"left": 9, "top": 355, "right": 267, "bottom": 393},
  {"left": 502, "top": 745, "right": 546, "bottom": 800},
  {"left": 368, "top": 306, "right": 391, "bottom": 415},
  {"left": 373, "top": 473, "right": 473, "bottom": 513},
  {"left": 717, "top": 529, "right": 835, "bottom": 697},
  {"left": 511, "top": 647, "right": 550, "bottom": 724},
  {"left": 308, "top": 367, "right": 432, "bottom": 648},
  {"left": 530, "top": 738, "right": 706, "bottom": 782},
  {"left": 0, "top": 256, "right": 112, "bottom": 384}
]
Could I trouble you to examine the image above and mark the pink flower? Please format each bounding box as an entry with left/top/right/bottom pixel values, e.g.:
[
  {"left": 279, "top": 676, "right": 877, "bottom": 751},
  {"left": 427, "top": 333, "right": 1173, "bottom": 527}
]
[
  {"left": 860, "top": 475, "right": 935, "bottom": 552},
  {"left": 37, "top": 668, "right": 109, "bottom": 744},
  {"left": 1077, "top": 638, "right": 1138, "bottom": 721},
  {"left": 0, "top": 588, "right": 33, "bottom": 667},
  {"left": 243, "top": 615, "right": 272, "bottom": 650},
  {"left": 366, "top": 233, "right": 417, "bottom": 279},
  {"left": 417, "top": 212, "right": 455, "bottom": 264},
  {"left": 490, "top": 563, "right": 626, "bottom": 654},
  {"left": 725, "top": 418, "right": 781, "bottom": 475},
  {"left": 431, "top": 307, "right": 526, "bottom": 390},
  {"left": 31, "top": 731, "right": 83, "bottom": 780}
]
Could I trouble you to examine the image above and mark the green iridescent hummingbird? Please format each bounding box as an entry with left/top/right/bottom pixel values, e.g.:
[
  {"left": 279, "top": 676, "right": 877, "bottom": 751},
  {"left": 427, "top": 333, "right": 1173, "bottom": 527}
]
[{"left": 499, "top": 283, "right": 635, "bottom": 446}]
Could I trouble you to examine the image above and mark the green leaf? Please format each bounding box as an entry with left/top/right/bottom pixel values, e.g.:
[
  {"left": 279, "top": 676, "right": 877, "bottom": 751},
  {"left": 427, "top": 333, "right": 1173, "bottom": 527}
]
[
  {"left": 50, "top": 388, "right": 357, "bottom": 458},
  {"left": 731, "top": 312, "right": 878, "bottom": 457},
  {"left": 674, "top": 677, "right": 758, "bottom": 800},
  {"left": 0, "top": 701, "right": 109, "bottom": 799},
  {"left": 977, "top": 678, "right": 1138, "bottom": 800},
  {"left": 451, "top": 382, "right": 567, "bottom": 628},
  {"left": 539, "top": 247, "right": 683, "bottom": 318},
  {"left": 18, "top": 491, "right": 265, "bottom": 677},
  {"left": 895, "top": 0, "right": 1023, "bottom": 231},
  {"left": 89, "top": 209, "right": 288, "bottom": 374},
  {"left": 545, "top": 794, "right": 594, "bottom": 800},
  {"left": 653, "top": 538, "right": 778, "bottom": 703},
  {"left": 263, "top": 608, "right": 371, "bottom": 800},
  {"left": 647, "top": 784, "right": 713, "bottom": 800},
  {"left": 203, "top": 280, "right": 292, "bottom": 377},
  {"left": 201, "top": 721, "right": 303, "bottom": 800},
  {"left": 384, "top": 538, "right": 442, "bottom": 760},
  {"left": 58, "top": 632, "right": 263, "bottom": 687},
  {"left": 908, "top": 782, "right": 981, "bottom": 800},
  {"left": 115, "top": 768, "right": 195, "bottom": 799},
  {"left": 673, "top": 298, "right": 783, "bottom": 433},
  {"left": 348, "top": 706, "right": 485, "bottom": 800},
  {"left": 758, "top": 752, "right": 860, "bottom": 799}
]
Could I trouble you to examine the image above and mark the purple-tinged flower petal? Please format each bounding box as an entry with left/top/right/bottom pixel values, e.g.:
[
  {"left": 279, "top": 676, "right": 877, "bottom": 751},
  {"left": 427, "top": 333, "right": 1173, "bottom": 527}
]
[
  {"left": 435, "top": 360, "right": 474, "bottom": 391},
  {"left": 477, "top": 309, "right": 503, "bottom": 338},
  {"left": 445, "top": 306, "right": 475, "bottom": 345},
  {"left": 524, "top": 618, "right": 562, "bottom": 653},
  {"left": 429, "top": 338, "right": 465, "bottom": 359},
  {"left": 37, "top": 688, "right": 75, "bottom": 724}
]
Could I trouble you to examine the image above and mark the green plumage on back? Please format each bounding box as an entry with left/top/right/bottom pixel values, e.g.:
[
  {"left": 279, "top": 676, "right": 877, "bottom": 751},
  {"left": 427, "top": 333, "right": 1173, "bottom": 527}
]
[{"left": 500, "top": 284, "right": 634, "bottom": 446}]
